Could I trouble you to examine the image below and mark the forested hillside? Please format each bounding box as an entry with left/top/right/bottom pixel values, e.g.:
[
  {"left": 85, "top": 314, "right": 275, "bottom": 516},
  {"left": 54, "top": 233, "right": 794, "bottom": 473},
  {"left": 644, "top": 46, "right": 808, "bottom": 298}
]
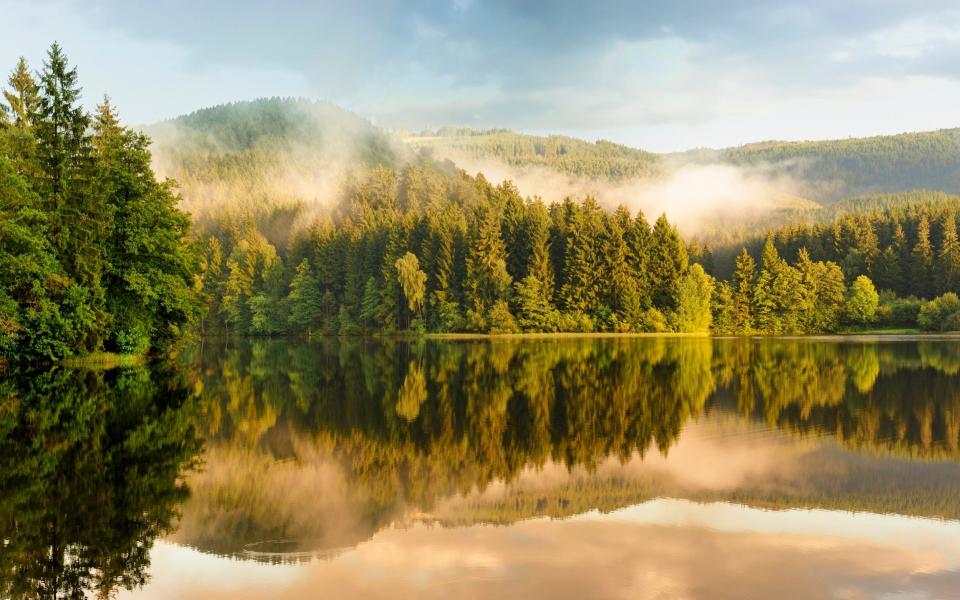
[
  {"left": 410, "top": 127, "right": 960, "bottom": 205},
  {"left": 714, "top": 130, "right": 960, "bottom": 202},
  {"left": 148, "top": 98, "right": 412, "bottom": 229},
  {"left": 406, "top": 129, "right": 660, "bottom": 180}
]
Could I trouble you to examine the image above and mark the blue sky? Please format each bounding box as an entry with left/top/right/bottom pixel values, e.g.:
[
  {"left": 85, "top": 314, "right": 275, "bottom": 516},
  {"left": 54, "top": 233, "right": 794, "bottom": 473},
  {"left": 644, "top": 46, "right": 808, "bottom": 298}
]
[{"left": 4, "top": 0, "right": 960, "bottom": 151}]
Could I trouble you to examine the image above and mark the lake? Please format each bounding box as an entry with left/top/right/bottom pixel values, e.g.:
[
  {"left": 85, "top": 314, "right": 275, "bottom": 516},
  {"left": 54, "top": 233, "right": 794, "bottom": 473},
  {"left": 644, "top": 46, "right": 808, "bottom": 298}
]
[{"left": 3, "top": 337, "right": 960, "bottom": 599}]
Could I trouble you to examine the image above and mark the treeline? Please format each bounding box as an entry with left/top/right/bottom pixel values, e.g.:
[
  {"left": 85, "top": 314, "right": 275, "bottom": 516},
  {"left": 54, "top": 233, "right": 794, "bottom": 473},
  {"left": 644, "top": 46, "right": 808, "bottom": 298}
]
[
  {"left": 716, "top": 129, "right": 960, "bottom": 203},
  {"left": 407, "top": 128, "right": 660, "bottom": 180},
  {"left": 0, "top": 45, "right": 200, "bottom": 362},
  {"left": 718, "top": 192, "right": 960, "bottom": 331},
  {"left": 198, "top": 164, "right": 717, "bottom": 336}
]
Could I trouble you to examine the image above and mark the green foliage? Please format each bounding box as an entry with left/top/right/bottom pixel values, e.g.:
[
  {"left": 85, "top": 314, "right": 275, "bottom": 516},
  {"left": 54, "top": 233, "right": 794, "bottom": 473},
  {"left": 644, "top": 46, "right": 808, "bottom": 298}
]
[
  {"left": 918, "top": 293, "right": 960, "bottom": 331},
  {"left": 0, "top": 47, "right": 199, "bottom": 363},
  {"left": 676, "top": 264, "right": 713, "bottom": 332},
  {"left": 0, "top": 364, "right": 202, "bottom": 597},
  {"left": 287, "top": 259, "right": 323, "bottom": 335},
  {"left": 395, "top": 252, "right": 426, "bottom": 317},
  {"left": 845, "top": 275, "right": 880, "bottom": 325}
]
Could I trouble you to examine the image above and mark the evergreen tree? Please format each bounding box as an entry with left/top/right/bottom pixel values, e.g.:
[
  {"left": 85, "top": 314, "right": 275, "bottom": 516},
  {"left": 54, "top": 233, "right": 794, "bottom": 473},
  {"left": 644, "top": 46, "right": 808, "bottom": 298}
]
[
  {"left": 604, "top": 208, "right": 642, "bottom": 328},
  {"left": 33, "top": 44, "right": 108, "bottom": 350},
  {"left": 712, "top": 281, "right": 736, "bottom": 334},
  {"left": 560, "top": 198, "right": 604, "bottom": 315},
  {"left": 287, "top": 259, "right": 323, "bottom": 335},
  {"left": 937, "top": 214, "right": 960, "bottom": 293},
  {"left": 911, "top": 214, "right": 934, "bottom": 298},
  {"left": 514, "top": 275, "right": 559, "bottom": 332},
  {"left": 464, "top": 203, "right": 513, "bottom": 330},
  {"left": 732, "top": 248, "right": 755, "bottom": 334},
  {"left": 648, "top": 214, "right": 688, "bottom": 312},
  {"left": 4, "top": 57, "right": 40, "bottom": 129}
]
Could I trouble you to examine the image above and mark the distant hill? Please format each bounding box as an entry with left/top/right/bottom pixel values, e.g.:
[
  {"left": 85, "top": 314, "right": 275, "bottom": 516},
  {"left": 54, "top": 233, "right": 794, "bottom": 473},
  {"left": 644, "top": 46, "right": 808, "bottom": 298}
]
[
  {"left": 405, "top": 128, "right": 660, "bottom": 180},
  {"left": 711, "top": 129, "right": 960, "bottom": 203},
  {"left": 408, "top": 127, "right": 960, "bottom": 205},
  {"left": 144, "top": 98, "right": 412, "bottom": 224}
]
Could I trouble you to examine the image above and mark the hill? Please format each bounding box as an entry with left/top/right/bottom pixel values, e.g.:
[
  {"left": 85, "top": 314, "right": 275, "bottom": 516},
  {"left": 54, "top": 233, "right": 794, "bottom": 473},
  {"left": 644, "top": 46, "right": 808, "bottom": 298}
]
[
  {"left": 145, "top": 98, "right": 412, "bottom": 226},
  {"left": 406, "top": 128, "right": 660, "bottom": 180},
  {"left": 408, "top": 127, "right": 960, "bottom": 206}
]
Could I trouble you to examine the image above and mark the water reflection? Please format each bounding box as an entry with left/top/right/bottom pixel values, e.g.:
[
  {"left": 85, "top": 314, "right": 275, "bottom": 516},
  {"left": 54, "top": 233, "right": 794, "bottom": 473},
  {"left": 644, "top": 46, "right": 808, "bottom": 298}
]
[
  {"left": 172, "top": 337, "right": 960, "bottom": 561},
  {"left": 0, "top": 365, "right": 203, "bottom": 599},
  {"left": 4, "top": 337, "right": 960, "bottom": 598}
]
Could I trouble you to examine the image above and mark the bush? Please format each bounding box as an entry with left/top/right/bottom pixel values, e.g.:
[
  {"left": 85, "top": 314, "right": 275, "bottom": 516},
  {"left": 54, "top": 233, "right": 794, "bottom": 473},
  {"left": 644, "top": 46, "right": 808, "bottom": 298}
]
[
  {"left": 875, "top": 292, "right": 924, "bottom": 328},
  {"left": 639, "top": 308, "right": 669, "bottom": 333},
  {"left": 557, "top": 311, "right": 594, "bottom": 333},
  {"left": 487, "top": 301, "right": 519, "bottom": 334},
  {"left": 918, "top": 293, "right": 960, "bottom": 331}
]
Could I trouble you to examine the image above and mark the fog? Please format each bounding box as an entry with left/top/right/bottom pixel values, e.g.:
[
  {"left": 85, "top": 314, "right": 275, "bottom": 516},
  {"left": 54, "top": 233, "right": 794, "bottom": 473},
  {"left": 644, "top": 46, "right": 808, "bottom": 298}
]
[
  {"left": 446, "top": 151, "right": 817, "bottom": 235},
  {"left": 145, "top": 99, "right": 410, "bottom": 235}
]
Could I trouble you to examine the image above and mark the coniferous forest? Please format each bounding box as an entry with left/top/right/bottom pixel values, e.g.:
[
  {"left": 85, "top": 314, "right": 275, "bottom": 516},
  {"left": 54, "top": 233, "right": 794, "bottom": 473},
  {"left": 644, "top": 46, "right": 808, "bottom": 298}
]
[{"left": 5, "top": 45, "right": 960, "bottom": 365}]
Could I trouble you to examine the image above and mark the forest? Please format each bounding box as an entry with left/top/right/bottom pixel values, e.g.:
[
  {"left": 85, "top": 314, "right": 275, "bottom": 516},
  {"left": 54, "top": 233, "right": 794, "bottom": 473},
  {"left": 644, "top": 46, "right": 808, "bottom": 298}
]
[
  {"left": 4, "top": 46, "right": 960, "bottom": 365},
  {"left": 0, "top": 44, "right": 200, "bottom": 364}
]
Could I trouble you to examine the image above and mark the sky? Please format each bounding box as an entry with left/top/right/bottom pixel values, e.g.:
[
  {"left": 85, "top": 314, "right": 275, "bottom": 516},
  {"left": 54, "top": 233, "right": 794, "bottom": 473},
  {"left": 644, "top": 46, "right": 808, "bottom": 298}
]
[{"left": 4, "top": 0, "right": 960, "bottom": 152}]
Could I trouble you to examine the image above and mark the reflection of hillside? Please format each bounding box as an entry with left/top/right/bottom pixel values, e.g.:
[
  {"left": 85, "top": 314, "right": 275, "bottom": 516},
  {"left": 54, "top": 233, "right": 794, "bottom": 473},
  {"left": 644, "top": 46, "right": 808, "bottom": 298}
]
[{"left": 173, "top": 338, "right": 960, "bottom": 560}]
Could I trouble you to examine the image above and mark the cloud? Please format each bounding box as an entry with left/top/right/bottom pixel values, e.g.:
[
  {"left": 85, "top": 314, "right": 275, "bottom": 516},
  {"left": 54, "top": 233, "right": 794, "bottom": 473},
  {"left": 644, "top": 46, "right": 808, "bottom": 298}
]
[
  {"left": 7, "top": 1, "right": 960, "bottom": 150},
  {"left": 137, "top": 500, "right": 960, "bottom": 600}
]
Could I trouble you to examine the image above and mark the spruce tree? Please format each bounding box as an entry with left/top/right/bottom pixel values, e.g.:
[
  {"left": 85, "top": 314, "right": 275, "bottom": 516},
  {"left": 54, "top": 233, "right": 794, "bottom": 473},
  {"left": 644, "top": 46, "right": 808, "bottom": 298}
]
[
  {"left": 912, "top": 214, "right": 934, "bottom": 298},
  {"left": 287, "top": 259, "right": 323, "bottom": 335},
  {"left": 4, "top": 57, "right": 40, "bottom": 129},
  {"left": 938, "top": 214, "right": 960, "bottom": 294},
  {"left": 648, "top": 214, "right": 688, "bottom": 313},
  {"left": 732, "top": 248, "right": 755, "bottom": 334},
  {"left": 464, "top": 203, "right": 512, "bottom": 329}
]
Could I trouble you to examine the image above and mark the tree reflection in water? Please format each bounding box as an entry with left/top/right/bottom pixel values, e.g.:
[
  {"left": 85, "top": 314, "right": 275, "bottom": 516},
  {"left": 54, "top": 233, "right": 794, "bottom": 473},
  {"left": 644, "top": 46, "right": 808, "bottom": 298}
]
[
  {"left": 4, "top": 336, "right": 960, "bottom": 590},
  {"left": 0, "top": 365, "right": 202, "bottom": 599}
]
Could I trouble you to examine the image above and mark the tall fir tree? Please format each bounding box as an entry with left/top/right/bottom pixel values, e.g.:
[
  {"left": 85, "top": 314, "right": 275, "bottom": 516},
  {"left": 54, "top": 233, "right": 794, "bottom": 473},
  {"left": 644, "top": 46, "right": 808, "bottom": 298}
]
[
  {"left": 938, "top": 214, "right": 960, "bottom": 294},
  {"left": 911, "top": 214, "right": 934, "bottom": 298},
  {"left": 648, "top": 214, "right": 688, "bottom": 313}
]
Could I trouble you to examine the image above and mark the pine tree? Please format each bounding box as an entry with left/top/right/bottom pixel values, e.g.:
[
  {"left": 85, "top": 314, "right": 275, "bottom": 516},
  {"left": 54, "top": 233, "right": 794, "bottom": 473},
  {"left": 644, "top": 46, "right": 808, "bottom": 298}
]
[
  {"left": 464, "top": 203, "right": 512, "bottom": 329},
  {"left": 525, "top": 199, "right": 555, "bottom": 299},
  {"left": 937, "top": 213, "right": 960, "bottom": 294},
  {"left": 711, "top": 282, "right": 734, "bottom": 334},
  {"left": 625, "top": 210, "right": 652, "bottom": 307},
  {"left": 560, "top": 198, "right": 604, "bottom": 315},
  {"left": 287, "top": 259, "right": 323, "bottom": 335},
  {"left": 33, "top": 45, "right": 108, "bottom": 349},
  {"left": 4, "top": 57, "right": 40, "bottom": 129},
  {"left": 648, "top": 214, "right": 688, "bottom": 313},
  {"left": 912, "top": 214, "right": 934, "bottom": 298},
  {"left": 514, "top": 275, "right": 559, "bottom": 332},
  {"left": 732, "top": 248, "right": 755, "bottom": 334}
]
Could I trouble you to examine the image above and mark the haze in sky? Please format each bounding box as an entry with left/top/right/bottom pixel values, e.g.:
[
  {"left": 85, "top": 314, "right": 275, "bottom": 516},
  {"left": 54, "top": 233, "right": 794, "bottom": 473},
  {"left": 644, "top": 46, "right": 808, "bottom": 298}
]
[{"left": 4, "top": 0, "right": 960, "bottom": 151}]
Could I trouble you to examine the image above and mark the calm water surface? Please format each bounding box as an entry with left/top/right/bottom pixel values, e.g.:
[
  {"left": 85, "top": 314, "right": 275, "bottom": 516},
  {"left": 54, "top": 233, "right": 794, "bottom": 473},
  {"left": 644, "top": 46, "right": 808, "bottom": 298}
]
[{"left": 3, "top": 337, "right": 960, "bottom": 599}]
